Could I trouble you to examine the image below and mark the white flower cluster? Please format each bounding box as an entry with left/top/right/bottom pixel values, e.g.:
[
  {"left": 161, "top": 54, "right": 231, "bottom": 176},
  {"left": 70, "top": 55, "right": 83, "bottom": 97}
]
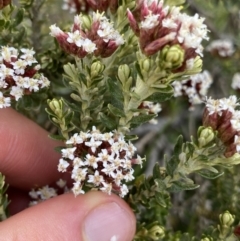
[
  {"left": 29, "top": 179, "right": 68, "bottom": 206},
  {"left": 231, "top": 73, "right": 240, "bottom": 90},
  {"left": 58, "top": 126, "right": 143, "bottom": 197},
  {"left": 172, "top": 70, "right": 213, "bottom": 110},
  {"left": 93, "top": 12, "right": 125, "bottom": 46},
  {"left": 0, "top": 46, "right": 50, "bottom": 108},
  {"left": 206, "top": 39, "right": 235, "bottom": 57},
  {"left": 139, "top": 1, "right": 209, "bottom": 56},
  {"left": 50, "top": 11, "right": 124, "bottom": 58},
  {"left": 204, "top": 95, "right": 240, "bottom": 156}
]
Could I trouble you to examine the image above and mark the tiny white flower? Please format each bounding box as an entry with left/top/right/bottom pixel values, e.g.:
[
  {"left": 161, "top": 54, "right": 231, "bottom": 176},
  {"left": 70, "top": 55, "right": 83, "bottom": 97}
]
[
  {"left": 12, "top": 59, "right": 28, "bottom": 75},
  {"left": 82, "top": 38, "right": 97, "bottom": 53},
  {"left": 71, "top": 168, "right": 88, "bottom": 181},
  {"left": 58, "top": 158, "right": 70, "bottom": 172},
  {"left": 88, "top": 170, "right": 104, "bottom": 186},
  {"left": 29, "top": 189, "right": 38, "bottom": 199},
  {"left": 119, "top": 184, "right": 129, "bottom": 197},
  {"left": 0, "top": 92, "right": 11, "bottom": 108},
  {"left": 10, "top": 86, "right": 24, "bottom": 101},
  {"left": 85, "top": 137, "right": 102, "bottom": 153},
  {"left": 37, "top": 185, "right": 57, "bottom": 200},
  {"left": 66, "top": 133, "right": 83, "bottom": 145},
  {"left": 72, "top": 181, "right": 85, "bottom": 196},
  {"left": 73, "top": 157, "right": 85, "bottom": 168},
  {"left": 61, "top": 147, "right": 76, "bottom": 160},
  {"left": 100, "top": 182, "right": 112, "bottom": 195},
  {"left": 85, "top": 154, "right": 98, "bottom": 169},
  {"left": 49, "top": 24, "right": 64, "bottom": 37},
  {"left": 56, "top": 179, "right": 67, "bottom": 188},
  {"left": 234, "top": 135, "right": 240, "bottom": 152}
]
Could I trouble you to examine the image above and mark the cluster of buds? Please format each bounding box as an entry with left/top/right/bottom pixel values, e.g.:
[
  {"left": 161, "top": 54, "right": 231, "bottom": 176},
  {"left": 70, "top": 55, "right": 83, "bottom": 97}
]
[
  {"left": 206, "top": 39, "right": 235, "bottom": 58},
  {"left": 58, "top": 126, "right": 143, "bottom": 197},
  {"left": 136, "top": 101, "right": 162, "bottom": 124},
  {"left": 127, "top": 0, "right": 209, "bottom": 71},
  {"left": 231, "top": 72, "right": 240, "bottom": 90},
  {"left": 0, "top": 46, "right": 50, "bottom": 108},
  {"left": 50, "top": 11, "right": 124, "bottom": 58},
  {"left": 29, "top": 179, "right": 68, "bottom": 206},
  {"left": 62, "top": 0, "right": 118, "bottom": 14},
  {"left": 203, "top": 95, "right": 240, "bottom": 157},
  {"left": 172, "top": 70, "right": 213, "bottom": 110}
]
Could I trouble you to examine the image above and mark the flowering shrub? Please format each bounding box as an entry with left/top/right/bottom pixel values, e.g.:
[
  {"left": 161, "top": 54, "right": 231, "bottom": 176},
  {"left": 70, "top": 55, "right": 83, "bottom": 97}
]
[{"left": 1, "top": 0, "right": 240, "bottom": 240}]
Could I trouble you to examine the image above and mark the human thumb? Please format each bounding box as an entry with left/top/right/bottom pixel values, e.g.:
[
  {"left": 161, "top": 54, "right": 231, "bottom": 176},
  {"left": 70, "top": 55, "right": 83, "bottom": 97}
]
[{"left": 0, "top": 191, "right": 136, "bottom": 241}]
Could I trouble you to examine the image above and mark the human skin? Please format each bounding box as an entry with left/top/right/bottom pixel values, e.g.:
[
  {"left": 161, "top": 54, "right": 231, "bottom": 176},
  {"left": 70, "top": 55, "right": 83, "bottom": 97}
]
[{"left": 0, "top": 108, "right": 136, "bottom": 241}]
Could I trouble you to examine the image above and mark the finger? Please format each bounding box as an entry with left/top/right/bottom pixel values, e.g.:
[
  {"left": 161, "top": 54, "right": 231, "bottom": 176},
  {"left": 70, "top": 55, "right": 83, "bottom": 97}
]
[
  {"left": 0, "top": 108, "right": 62, "bottom": 189},
  {"left": 0, "top": 191, "right": 136, "bottom": 241}
]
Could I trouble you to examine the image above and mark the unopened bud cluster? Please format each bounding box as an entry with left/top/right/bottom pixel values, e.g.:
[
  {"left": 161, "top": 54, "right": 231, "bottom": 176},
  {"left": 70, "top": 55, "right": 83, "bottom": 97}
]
[
  {"left": 50, "top": 11, "right": 124, "bottom": 58},
  {"left": 0, "top": 46, "right": 50, "bottom": 108},
  {"left": 203, "top": 95, "right": 240, "bottom": 157},
  {"left": 58, "top": 126, "right": 143, "bottom": 197},
  {"left": 172, "top": 70, "right": 213, "bottom": 110},
  {"left": 127, "top": 0, "right": 209, "bottom": 71}
]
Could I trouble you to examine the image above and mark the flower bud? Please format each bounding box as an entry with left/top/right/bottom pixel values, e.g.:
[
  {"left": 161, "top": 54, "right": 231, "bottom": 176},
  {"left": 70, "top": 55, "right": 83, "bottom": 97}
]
[
  {"left": 219, "top": 211, "right": 235, "bottom": 227},
  {"left": 90, "top": 61, "right": 104, "bottom": 78},
  {"left": 148, "top": 225, "right": 165, "bottom": 240},
  {"left": 48, "top": 98, "right": 63, "bottom": 115},
  {"left": 141, "top": 58, "right": 151, "bottom": 72},
  {"left": 0, "top": 0, "right": 11, "bottom": 10},
  {"left": 198, "top": 126, "right": 215, "bottom": 147},
  {"left": 160, "top": 45, "right": 185, "bottom": 70},
  {"left": 118, "top": 64, "right": 131, "bottom": 84},
  {"left": 81, "top": 14, "right": 92, "bottom": 30}
]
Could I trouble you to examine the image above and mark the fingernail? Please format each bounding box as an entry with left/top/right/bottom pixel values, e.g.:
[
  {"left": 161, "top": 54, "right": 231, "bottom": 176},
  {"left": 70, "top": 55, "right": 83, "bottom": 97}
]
[{"left": 83, "top": 202, "right": 133, "bottom": 241}]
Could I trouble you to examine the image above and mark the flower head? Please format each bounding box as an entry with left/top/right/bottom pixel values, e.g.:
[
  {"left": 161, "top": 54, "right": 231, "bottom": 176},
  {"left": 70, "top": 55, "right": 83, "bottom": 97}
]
[
  {"left": 58, "top": 126, "right": 143, "bottom": 197},
  {"left": 50, "top": 11, "right": 124, "bottom": 58},
  {"left": 203, "top": 95, "right": 240, "bottom": 157},
  {"left": 0, "top": 46, "right": 50, "bottom": 108}
]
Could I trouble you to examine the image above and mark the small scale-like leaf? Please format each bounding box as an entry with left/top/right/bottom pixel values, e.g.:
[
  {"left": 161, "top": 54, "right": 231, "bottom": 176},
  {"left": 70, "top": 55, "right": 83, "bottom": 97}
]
[
  {"left": 13, "top": 8, "right": 24, "bottom": 27},
  {"left": 197, "top": 169, "right": 224, "bottom": 179},
  {"left": 168, "top": 180, "right": 200, "bottom": 192},
  {"left": 130, "top": 113, "right": 156, "bottom": 127},
  {"left": 166, "top": 155, "right": 179, "bottom": 176},
  {"left": 154, "top": 194, "right": 167, "bottom": 207},
  {"left": 48, "top": 134, "right": 66, "bottom": 141},
  {"left": 99, "top": 112, "right": 117, "bottom": 130},
  {"left": 108, "top": 104, "right": 125, "bottom": 117}
]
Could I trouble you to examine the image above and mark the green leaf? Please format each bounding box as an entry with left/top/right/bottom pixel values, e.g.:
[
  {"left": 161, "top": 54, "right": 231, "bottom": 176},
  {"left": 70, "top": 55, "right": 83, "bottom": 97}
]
[
  {"left": 174, "top": 135, "right": 183, "bottom": 156},
  {"left": 197, "top": 169, "right": 224, "bottom": 179},
  {"left": 99, "top": 112, "right": 117, "bottom": 130},
  {"left": 154, "top": 193, "right": 168, "bottom": 207},
  {"left": 166, "top": 155, "right": 179, "bottom": 176},
  {"left": 153, "top": 163, "right": 162, "bottom": 179},
  {"left": 168, "top": 180, "right": 200, "bottom": 192},
  {"left": 130, "top": 113, "right": 156, "bottom": 127},
  {"left": 108, "top": 104, "right": 125, "bottom": 117},
  {"left": 154, "top": 179, "right": 166, "bottom": 192},
  {"left": 13, "top": 8, "right": 24, "bottom": 27},
  {"left": 146, "top": 90, "right": 173, "bottom": 103},
  {"left": 48, "top": 134, "right": 66, "bottom": 141}
]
